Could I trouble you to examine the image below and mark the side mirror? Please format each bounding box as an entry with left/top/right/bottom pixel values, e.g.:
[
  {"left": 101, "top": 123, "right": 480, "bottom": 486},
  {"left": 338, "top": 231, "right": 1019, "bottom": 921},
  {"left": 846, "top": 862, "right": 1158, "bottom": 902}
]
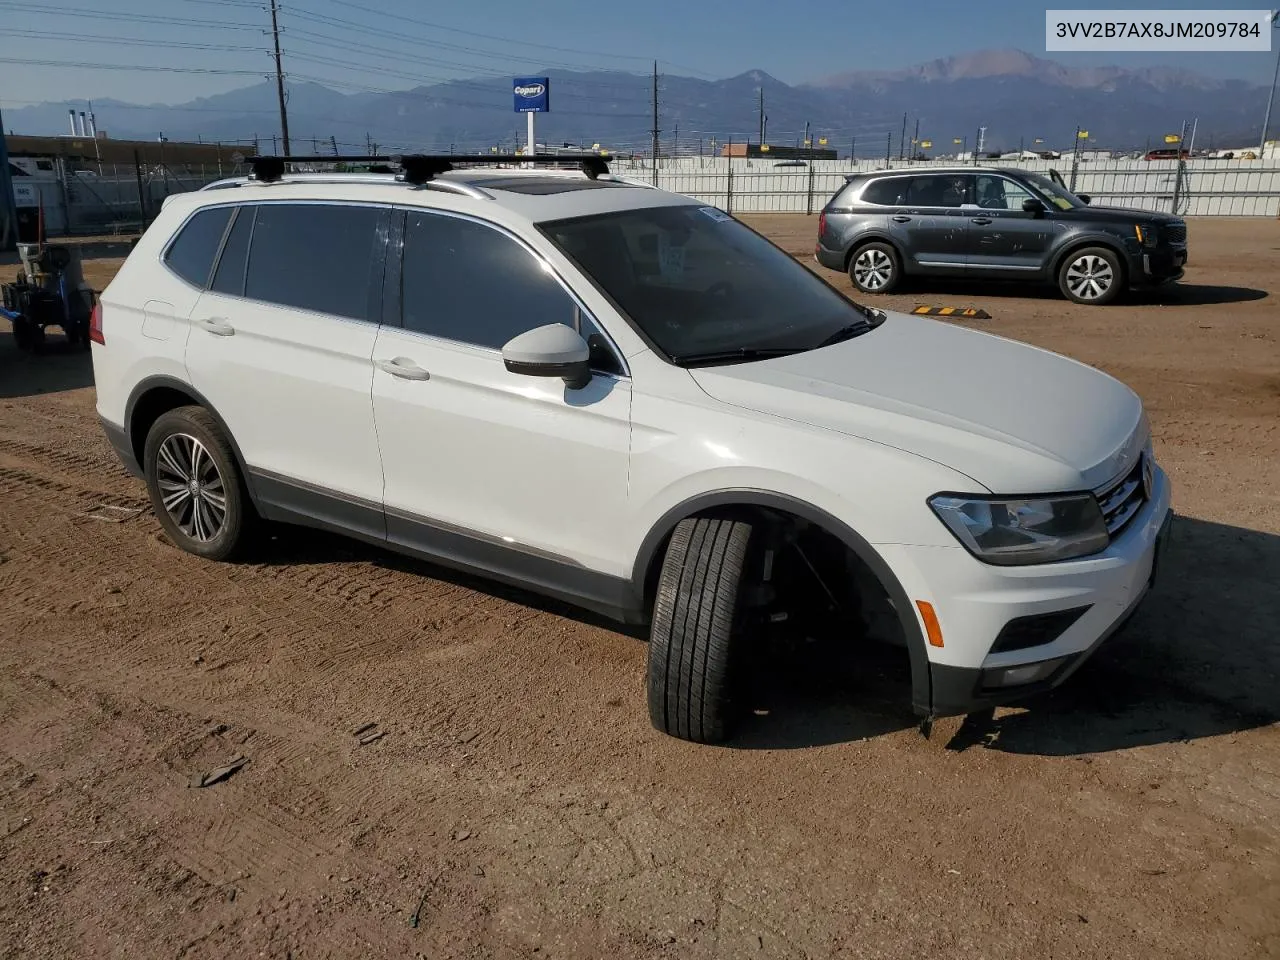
[
  {"left": 1078, "top": 194, "right": 1092, "bottom": 205},
  {"left": 1022, "top": 197, "right": 1046, "bottom": 214},
  {"left": 502, "top": 323, "right": 592, "bottom": 390}
]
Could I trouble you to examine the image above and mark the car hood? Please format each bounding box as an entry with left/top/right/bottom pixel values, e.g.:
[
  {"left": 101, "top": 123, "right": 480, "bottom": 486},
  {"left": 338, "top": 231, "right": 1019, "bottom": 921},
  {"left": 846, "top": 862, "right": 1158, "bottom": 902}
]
[
  {"left": 689, "top": 312, "right": 1147, "bottom": 494},
  {"left": 1060, "top": 204, "right": 1183, "bottom": 225}
]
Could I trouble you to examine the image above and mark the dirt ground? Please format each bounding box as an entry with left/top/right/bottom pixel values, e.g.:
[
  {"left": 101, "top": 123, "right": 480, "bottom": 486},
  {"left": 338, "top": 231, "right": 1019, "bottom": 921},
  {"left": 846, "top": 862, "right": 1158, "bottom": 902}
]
[{"left": 1, "top": 218, "right": 1278, "bottom": 959}]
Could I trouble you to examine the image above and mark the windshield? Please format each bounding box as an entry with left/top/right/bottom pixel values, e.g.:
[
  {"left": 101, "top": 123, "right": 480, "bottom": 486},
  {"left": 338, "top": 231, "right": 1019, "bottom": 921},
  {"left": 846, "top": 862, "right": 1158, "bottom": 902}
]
[
  {"left": 1021, "top": 171, "right": 1086, "bottom": 211},
  {"left": 540, "top": 205, "right": 878, "bottom": 365}
]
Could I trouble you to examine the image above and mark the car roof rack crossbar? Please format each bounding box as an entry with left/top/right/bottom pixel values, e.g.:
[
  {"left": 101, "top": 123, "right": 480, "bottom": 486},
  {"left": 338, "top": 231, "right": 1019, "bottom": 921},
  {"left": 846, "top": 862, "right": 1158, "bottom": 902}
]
[{"left": 231, "top": 152, "right": 611, "bottom": 185}]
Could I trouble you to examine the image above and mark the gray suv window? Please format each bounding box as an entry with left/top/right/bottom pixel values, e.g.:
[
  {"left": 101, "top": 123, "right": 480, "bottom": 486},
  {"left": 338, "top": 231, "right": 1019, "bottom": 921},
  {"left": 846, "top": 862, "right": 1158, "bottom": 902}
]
[
  {"left": 975, "top": 174, "right": 1036, "bottom": 210},
  {"left": 164, "top": 206, "right": 232, "bottom": 288},
  {"left": 902, "top": 175, "right": 970, "bottom": 207},
  {"left": 242, "top": 203, "right": 388, "bottom": 321},
  {"left": 860, "top": 178, "right": 911, "bottom": 206}
]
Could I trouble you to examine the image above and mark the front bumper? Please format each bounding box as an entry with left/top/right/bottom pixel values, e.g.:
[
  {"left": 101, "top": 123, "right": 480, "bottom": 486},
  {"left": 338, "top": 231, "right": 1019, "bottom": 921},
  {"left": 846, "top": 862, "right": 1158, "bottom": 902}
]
[
  {"left": 880, "top": 463, "right": 1174, "bottom": 718},
  {"left": 1131, "top": 245, "right": 1187, "bottom": 286},
  {"left": 928, "top": 508, "right": 1173, "bottom": 716}
]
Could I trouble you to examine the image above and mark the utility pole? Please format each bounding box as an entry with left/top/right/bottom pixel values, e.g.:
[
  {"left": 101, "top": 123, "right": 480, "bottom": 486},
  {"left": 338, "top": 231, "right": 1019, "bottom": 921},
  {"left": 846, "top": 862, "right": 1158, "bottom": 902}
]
[
  {"left": 269, "top": 0, "right": 291, "bottom": 156},
  {"left": 899, "top": 112, "right": 907, "bottom": 160},
  {"left": 673, "top": 121, "right": 678, "bottom": 157},
  {"left": 1259, "top": 11, "right": 1280, "bottom": 156},
  {"left": 330, "top": 135, "right": 338, "bottom": 157},
  {"left": 0, "top": 103, "right": 17, "bottom": 251},
  {"left": 912, "top": 117, "right": 919, "bottom": 161},
  {"left": 651, "top": 60, "right": 660, "bottom": 186},
  {"left": 758, "top": 86, "right": 765, "bottom": 145}
]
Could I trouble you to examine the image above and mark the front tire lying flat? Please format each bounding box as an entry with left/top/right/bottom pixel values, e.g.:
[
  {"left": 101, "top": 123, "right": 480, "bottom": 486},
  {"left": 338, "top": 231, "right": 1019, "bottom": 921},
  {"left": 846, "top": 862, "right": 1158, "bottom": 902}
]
[{"left": 646, "top": 517, "right": 756, "bottom": 744}]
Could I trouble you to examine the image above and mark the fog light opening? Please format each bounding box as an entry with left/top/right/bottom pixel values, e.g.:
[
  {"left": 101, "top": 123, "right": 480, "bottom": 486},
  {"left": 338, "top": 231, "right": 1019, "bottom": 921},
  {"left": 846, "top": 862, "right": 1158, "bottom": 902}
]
[{"left": 982, "top": 657, "right": 1069, "bottom": 690}]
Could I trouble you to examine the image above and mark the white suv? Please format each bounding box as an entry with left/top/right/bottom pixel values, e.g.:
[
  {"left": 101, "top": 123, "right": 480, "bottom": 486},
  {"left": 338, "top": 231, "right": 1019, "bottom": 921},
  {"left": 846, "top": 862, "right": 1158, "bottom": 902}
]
[{"left": 91, "top": 154, "right": 1173, "bottom": 744}]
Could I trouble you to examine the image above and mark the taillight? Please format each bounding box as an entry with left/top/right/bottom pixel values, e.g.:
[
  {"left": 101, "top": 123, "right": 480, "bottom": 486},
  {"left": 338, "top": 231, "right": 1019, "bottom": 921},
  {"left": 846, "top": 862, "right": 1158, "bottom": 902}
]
[
  {"left": 818, "top": 211, "right": 827, "bottom": 238},
  {"left": 89, "top": 301, "right": 105, "bottom": 345}
]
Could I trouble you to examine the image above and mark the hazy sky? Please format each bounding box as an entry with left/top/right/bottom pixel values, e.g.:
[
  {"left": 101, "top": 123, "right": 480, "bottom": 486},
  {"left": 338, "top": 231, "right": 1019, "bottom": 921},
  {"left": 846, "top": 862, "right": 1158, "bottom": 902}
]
[{"left": 0, "top": 0, "right": 1276, "bottom": 108}]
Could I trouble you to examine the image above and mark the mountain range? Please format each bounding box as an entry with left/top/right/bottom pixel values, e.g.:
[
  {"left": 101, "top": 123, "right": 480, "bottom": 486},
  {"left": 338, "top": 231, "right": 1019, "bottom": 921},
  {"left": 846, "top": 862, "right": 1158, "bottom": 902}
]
[{"left": 5, "top": 49, "right": 1272, "bottom": 155}]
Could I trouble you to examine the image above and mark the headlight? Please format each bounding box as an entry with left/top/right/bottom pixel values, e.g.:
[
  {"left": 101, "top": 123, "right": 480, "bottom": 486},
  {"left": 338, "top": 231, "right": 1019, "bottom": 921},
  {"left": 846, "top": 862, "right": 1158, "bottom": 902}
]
[
  {"left": 929, "top": 493, "right": 1110, "bottom": 566},
  {"left": 1134, "top": 224, "right": 1158, "bottom": 248}
]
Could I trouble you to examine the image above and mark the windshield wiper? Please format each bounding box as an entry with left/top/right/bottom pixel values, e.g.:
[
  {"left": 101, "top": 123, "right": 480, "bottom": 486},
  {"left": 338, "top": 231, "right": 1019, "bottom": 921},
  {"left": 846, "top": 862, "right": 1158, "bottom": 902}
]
[{"left": 670, "top": 346, "right": 806, "bottom": 367}]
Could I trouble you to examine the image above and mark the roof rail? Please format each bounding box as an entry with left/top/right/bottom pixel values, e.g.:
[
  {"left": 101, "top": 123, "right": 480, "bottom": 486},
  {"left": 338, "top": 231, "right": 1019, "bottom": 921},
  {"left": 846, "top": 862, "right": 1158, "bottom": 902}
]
[{"left": 231, "top": 152, "right": 611, "bottom": 185}]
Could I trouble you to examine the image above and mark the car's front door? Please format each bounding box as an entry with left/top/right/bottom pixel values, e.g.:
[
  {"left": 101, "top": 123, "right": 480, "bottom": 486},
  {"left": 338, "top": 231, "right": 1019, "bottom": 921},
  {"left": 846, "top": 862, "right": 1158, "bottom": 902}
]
[
  {"left": 184, "top": 201, "right": 390, "bottom": 539},
  {"left": 370, "top": 208, "right": 632, "bottom": 600},
  {"left": 964, "top": 174, "right": 1055, "bottom": 273}
]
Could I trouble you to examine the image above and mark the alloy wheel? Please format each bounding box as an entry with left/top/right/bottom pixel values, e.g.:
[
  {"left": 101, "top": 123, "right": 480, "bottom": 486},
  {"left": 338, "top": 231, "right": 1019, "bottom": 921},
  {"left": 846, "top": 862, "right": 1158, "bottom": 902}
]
[
  {"left": 1065, "top": 254, "right": 1114, "bottom": 301},
  {"left": 155, "top": 433, "right": 227, "bottom": 542},
  {"left": 853, "top": 249, "right": 893, "bottom": 290}
]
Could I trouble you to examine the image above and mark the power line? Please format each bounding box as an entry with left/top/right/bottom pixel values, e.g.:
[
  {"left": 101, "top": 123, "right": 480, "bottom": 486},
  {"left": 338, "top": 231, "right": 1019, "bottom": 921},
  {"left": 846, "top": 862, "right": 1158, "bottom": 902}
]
[
  {"left": 2, "top": 57, "right": 266, "bottom": 76},
  {"left": 283, "top": 27, "right": 652, "bottom": 99},
  {"left": 2, "top": 28, "right": 267, "bottom": 53},
  {"left": 0, "top": 2, "right": 265, "bottom": 30}
]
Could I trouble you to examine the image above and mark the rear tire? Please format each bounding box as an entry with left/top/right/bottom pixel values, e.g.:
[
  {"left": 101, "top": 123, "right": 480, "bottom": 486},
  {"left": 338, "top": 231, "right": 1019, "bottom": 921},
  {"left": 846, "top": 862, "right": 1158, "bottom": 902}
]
[
  {"left": 143, "top": 405, "right": 254, "bottom": 561},
  {"left": 1058, "top": 246, "right": 1123, "bottom": 305},
  {"left": 646, "top": 517, "right": 756, "bottom": 744},
  {"left": 847, "top": 241, "right": 901, "bottom": 295}
]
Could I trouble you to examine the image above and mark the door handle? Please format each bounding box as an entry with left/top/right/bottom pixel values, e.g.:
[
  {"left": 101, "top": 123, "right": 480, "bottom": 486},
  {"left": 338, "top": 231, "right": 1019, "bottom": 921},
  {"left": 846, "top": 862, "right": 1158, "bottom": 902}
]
[
  {"left": 194, "top": 316, "right": 235, "bottom": 336},
  {"left": 375, "top": 357, "right": 430, "bottom": 381},
  {"left": 970, "top": 217, "right": 993, "bottom": 225},
  {"left": 891, "top": 215, "right": 912, "bottom": 223}
]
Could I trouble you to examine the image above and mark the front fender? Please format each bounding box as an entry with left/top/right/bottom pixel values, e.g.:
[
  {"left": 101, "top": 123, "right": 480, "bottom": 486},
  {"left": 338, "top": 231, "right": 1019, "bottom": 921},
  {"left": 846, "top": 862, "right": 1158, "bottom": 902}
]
[{"left": 628, "top": 483, "right": 937, "bottom": 718}]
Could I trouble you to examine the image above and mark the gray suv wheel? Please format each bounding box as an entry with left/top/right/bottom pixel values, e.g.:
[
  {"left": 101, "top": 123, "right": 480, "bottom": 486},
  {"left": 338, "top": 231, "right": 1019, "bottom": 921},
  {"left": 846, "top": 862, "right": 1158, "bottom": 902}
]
[
  {"left": 1058, "top": 246, "right": 1123, "bottom": 305},
  {"left": 848, "top": 242, "right": 901, "bottom": 294}
]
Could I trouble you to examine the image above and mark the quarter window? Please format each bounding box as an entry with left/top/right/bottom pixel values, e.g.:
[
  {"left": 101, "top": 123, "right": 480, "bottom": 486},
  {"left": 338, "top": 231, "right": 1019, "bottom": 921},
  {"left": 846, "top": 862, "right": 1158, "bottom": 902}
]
[
  {"left": 860, "top": 178, "right": 911, "bottom": 205},
  {"left": 242, "top": 203, "right": 388, "bottom": 321},
  {"left": 401, "top": 211, "right": 620, "bottom": 374},
  {"left": 163, "top": 206, "right": 233, "bottom": 288}
]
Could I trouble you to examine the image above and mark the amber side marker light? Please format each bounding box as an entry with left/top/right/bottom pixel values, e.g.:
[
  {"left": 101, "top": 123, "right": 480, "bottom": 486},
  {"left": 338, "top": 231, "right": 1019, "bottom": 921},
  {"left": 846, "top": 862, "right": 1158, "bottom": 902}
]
[{"left": 916, "top": 600, "right": 944, "bottom": 648}]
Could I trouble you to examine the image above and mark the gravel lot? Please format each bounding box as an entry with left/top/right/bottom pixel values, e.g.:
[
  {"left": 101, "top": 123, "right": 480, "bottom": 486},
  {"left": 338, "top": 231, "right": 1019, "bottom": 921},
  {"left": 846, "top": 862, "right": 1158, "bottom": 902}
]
[{"left": 1, "top": 217, "right": 1278, "bottom": 959}]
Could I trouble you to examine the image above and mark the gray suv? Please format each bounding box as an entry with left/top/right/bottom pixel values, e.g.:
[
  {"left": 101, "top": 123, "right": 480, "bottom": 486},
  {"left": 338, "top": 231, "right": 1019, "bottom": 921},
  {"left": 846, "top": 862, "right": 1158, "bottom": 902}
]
[{"left": 814, "top": 166, "right": 1188, "bottom": 305}]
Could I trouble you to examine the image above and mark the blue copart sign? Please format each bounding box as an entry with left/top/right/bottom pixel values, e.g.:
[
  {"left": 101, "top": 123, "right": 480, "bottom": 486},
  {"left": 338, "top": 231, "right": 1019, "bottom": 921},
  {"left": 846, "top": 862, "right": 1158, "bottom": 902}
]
[{"left": 513, "top": 77, "right": 550, "bottom": 113}]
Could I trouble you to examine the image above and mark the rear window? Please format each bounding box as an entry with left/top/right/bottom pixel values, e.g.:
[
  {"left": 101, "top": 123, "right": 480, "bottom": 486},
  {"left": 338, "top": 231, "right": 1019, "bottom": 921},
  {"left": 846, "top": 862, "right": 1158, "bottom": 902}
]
[{"left": 163, "top": 206, "right": 233, "bottom": 288}]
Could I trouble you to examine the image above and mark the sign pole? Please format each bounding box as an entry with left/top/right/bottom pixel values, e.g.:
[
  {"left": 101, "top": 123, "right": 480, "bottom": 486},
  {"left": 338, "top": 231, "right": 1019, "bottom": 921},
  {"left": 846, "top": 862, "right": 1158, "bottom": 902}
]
[{"left": 513, "top": 77, "right": 549, "bottom": 163}]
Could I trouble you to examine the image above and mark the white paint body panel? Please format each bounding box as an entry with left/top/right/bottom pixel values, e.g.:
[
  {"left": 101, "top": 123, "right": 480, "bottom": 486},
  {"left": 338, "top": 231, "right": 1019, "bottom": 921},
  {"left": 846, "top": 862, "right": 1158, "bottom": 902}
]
[
  {"left": 372, "top": 326, "right": 632, "bottom": 575},
  {"left": 183, "top": 291, "right": 384, "bottom": 505},
  {"left": 92, "top": 174, "right": 1172, "bottom": 682}
]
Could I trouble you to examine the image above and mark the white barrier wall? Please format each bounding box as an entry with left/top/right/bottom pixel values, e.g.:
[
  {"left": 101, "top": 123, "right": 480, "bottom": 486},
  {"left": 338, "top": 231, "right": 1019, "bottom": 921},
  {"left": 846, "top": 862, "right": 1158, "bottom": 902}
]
[{"left": 609, "top": 157, "right": 1280, "bottom": 217}]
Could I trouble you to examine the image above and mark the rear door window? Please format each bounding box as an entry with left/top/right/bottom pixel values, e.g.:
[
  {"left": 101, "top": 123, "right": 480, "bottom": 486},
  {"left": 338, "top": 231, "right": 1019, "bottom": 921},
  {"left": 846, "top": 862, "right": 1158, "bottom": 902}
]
[
  {"left": 243, "top": 203, "right": 389, "bottom": 321},
  {"left": 163, "top": 206, "right": 233, "bottom": 288},
  {"left": 904, "top": 175, "right": 971, "bottom": 207}
]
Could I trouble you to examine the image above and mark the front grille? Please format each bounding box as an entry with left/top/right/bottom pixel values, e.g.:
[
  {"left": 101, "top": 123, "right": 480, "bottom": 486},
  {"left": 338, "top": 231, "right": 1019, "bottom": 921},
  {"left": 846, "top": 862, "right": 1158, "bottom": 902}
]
[
  {"left": 1096, "top": 454, "right": 1148, "bottom": 537},
  {"left": 1164, "top": 221, "right": 1187, "bottom": 245}
]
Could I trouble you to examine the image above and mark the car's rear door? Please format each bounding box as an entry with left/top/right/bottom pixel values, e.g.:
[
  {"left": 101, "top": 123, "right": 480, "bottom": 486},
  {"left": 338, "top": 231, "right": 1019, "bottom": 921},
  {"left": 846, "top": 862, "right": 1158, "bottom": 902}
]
[
  {"left": 184, "top": 200, "right": 390, "bottom": 539},
  {"left": 370, "top": 208, "right": 632, "bottom": 602}
]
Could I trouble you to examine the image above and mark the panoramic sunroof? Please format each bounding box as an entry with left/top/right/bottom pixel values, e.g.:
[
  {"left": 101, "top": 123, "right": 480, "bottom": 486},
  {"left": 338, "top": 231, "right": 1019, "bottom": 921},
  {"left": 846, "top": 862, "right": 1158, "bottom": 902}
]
[{"left": 477, "top": 177, "right": 629, "bottom": 194}]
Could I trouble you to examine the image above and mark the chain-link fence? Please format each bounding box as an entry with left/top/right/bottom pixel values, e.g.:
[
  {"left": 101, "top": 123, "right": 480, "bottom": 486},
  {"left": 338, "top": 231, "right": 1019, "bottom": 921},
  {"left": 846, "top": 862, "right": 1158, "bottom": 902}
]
[{"left": 12, "top": 158, "right": 247, "bottom": 238}]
